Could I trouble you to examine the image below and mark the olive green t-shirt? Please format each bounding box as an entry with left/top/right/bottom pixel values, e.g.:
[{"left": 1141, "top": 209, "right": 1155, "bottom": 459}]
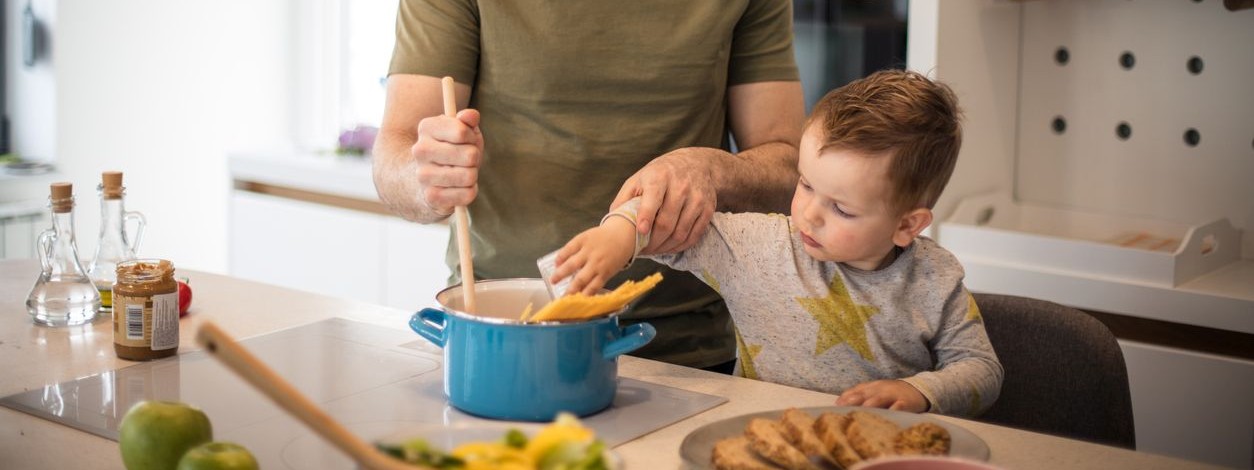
[{"left": 389, "top": 0, "right": 799, "bottom": 368}]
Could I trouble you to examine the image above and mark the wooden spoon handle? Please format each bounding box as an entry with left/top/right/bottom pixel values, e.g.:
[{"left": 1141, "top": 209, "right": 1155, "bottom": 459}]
[
  {"left": 194, "top": 321, "right": 422, "bottom": 470},
  {"left": 443, "top": 76, "right": 478, "bottom": 313}
]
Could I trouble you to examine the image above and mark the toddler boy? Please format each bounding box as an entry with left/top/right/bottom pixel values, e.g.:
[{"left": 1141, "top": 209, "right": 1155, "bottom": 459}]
[{"left": 551, "top": 70, "right": 1002, "bottom": 417}]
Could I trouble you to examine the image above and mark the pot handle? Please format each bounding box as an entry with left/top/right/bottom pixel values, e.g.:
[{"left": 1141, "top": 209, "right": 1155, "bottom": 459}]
[
  {"left": 603, "top": 322, "right": 656, "bottom": 360},
  {"left": 410, "top": 308, "right": 447, "bottom": 348}
]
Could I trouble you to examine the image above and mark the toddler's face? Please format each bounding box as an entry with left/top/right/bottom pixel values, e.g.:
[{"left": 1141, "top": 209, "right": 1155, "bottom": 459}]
[{"left": 790, "top": 126, "right": 905, "bottom": 271}]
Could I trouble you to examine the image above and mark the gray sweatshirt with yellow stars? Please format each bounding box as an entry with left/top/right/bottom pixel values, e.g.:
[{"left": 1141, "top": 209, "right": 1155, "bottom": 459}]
[{"left": 639, "top": 210, "right": 1003, "bottom": 417}]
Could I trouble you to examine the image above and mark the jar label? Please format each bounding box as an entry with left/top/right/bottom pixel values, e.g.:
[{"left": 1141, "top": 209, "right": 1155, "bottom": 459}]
[
  {"left": 151, "top": 292, "right": 179, "bottom": 350},
  {"left": 114, "top": 292, "right": 180, "bottom": 350}
]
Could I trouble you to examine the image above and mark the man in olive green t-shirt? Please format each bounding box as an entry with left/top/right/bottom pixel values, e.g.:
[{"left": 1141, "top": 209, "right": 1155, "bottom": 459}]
[{"left": 373, "top": 0, "right": 803, "bottom": 372}]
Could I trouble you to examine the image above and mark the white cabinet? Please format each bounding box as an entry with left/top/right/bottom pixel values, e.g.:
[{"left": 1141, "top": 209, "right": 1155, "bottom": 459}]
[
  {"left": 229, "top": 191, "right": 384, "bottom": 304},
  {"left": 383, "top": 217, "right": 450, "bottom": 312},
  {"left": 1120, "top": 341, "right": 1254, "bottom": 469},
  {"left": 229, "top": 191, "right": 449, "bottom": 311}
]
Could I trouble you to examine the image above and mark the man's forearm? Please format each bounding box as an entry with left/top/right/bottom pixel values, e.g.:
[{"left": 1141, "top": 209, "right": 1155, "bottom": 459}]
[
  {"left": 372, "top": 130, "right": 450, "bottom": 224},
  {"left": 711, "top": 140, "right": 799, "bottom": 213}
]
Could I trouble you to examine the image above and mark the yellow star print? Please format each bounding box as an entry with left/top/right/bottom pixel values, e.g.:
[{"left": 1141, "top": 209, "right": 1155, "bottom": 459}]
[
  {"left": 796, "top": 275, "right": 880, "bottom": 360},
  {"left": 966, "top": 293, "right": 983, "bottom": 322},
  {"left": 735, "top": 330, "right": 763, "bottom": 380},
  {"left": 701, "top": 269, "right": 721, "bottom": 294}
]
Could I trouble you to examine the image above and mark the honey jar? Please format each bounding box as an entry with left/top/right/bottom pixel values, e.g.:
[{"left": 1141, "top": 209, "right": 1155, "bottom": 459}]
[{"left": 112, "top": 259, "right": 179, "bottom": 360}]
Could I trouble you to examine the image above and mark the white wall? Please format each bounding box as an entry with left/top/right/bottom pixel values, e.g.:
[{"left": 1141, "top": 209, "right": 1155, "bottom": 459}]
[
  {"left": 7, "top": 0, "right": 299, "bottom": 273},
  {"left": 908, "top": 0, "right": 1022, "bottom": 227}
]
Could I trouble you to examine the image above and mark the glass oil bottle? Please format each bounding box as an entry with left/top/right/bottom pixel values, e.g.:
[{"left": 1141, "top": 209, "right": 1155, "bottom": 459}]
[
  {"left": 26, "top": 182, "right": 102, "bottom": 326},
  {"left": 88, "top": 171, "right": 146, "bottom": 314}
]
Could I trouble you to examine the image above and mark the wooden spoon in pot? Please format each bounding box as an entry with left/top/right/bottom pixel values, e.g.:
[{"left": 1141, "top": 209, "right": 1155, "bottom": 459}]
[
  {"left": 443, "top": 76, "right": 478, "bottom": 314},
  {"left": 195, "top": 320, "right": 431, "bottom": 470}
]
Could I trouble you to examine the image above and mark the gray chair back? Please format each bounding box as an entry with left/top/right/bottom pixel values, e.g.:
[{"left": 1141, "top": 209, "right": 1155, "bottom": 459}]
[{"left": 974, "top": 293, "right": 1136, "bottom": 449}]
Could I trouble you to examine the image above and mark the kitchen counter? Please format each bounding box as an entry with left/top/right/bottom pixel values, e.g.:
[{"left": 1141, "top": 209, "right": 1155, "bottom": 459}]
[
  {"left": 229, "top": 152, "right": 377, "bottom": 202},
  {"left": 0, "top": 259, "right": 1220, "bottom": 469}
]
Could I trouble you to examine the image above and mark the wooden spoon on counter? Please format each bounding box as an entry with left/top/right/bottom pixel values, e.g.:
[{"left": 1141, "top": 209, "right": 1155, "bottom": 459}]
[
  {"left": 195, "top": 321, "right": 432, "bottom": 470},
  {"left": 443, "top": 76, "right": 478, "bottom": 314}
]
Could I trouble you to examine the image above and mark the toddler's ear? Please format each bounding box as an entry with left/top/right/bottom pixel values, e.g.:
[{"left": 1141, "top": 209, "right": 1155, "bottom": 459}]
[{"left": 892, "top": 208, "right": 933, "bottom": 247}]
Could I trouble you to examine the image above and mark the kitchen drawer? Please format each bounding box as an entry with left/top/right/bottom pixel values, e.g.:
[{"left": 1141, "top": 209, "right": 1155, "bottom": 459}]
[
  {"left": 229, "top": 191, "right": 384, "bottom": 304},
  {"left": 229, "top": 187, "right": 451, "bottom": 311}
]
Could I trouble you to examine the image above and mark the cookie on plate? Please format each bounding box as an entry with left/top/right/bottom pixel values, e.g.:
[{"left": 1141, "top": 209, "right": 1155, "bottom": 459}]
[
  {"left": 814, "top": 412, "right": 862, "bottom": 469},
  {"left": 846, "top": 411, "right": 901, "bottom": 459},
  {"left": 713, "top": 436, "right": 783, "bottom": 470},
  {"left": 745, "top": 418, "right": 820, "bottom": 470},
  {"left": 779, "top": 409, "right": 838, "bottom": 467},
  {"left": 895, "top": 421, "right": 952, "bottom": 456}
]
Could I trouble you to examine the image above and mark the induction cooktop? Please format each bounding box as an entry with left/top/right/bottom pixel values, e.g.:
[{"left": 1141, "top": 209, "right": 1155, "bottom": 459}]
[{"left": 0, "top": 318, "right": 726, "bottom": 469}]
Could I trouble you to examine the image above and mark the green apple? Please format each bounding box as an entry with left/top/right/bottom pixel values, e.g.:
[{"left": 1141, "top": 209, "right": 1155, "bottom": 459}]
[
  {"left": 176, "top": 442, "right": 259, "bottom": 470},
  {"left": 119, "top": 400, "right": 213, "bottom": 470}
]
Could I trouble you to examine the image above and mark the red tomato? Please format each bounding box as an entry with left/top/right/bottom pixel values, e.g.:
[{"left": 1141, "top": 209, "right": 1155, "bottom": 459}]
[{"left": 178, "top": 279, "right": 193, "bottom": 317}]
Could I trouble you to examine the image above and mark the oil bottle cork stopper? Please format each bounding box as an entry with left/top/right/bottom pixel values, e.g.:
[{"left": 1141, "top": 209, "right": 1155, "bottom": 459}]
[
  {"left": 102, "top": 171, "right": 124, "bottom": 198},
  {"left": 50, "top": 182, "right": 74, "bottom": 212}
]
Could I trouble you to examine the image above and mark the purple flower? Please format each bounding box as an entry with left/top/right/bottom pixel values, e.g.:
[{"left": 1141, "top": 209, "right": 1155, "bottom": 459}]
[{"left": 337, "top": 125, "right": 379, "bottom": 156}]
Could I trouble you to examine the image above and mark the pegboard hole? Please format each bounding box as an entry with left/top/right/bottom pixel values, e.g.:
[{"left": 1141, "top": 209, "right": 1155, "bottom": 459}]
[
  {"left": 1187, "top": 56, "right": 1204, "bottom": 75},
  {"left": 1052, "top": 116, "right": 1067, "bottom": 134},
  {"left": 1119, "top": 52, "right": 1136, "bottom": 70},
  {"left": 1184, "top": 128, "right": 1201, "bottom": 147},
  {"left": 1054, "top": 47, "right": 1070, "bottom": 65},
  {"left": 1116, "top": 122, "right": 1132, "bottom": 140}
]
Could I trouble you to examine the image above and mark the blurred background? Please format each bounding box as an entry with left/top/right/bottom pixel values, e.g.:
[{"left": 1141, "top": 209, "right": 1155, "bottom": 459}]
[{"left": 0, "top": 0, "right": 908, "bottom": 273}]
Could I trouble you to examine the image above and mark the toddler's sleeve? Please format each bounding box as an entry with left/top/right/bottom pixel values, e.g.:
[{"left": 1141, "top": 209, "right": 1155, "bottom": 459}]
[
  {"left": 645, "top": 214, "right": 747, "bottom": 291},
  {"left": 899, "top": 285, "right": 1004, "bottom": 417}
]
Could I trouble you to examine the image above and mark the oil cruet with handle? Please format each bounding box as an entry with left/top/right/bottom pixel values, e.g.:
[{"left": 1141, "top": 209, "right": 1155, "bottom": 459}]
[
  {"left": 26, "top": 182, "right": 102, "bottom": 326},
  {"left": 87, "top": 171, "right": 145, "bottom": 314}
]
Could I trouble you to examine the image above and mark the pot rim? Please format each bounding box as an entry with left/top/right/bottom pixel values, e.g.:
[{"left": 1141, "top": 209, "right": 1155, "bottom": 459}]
[{"left": 435, "top": 278, "right": 626, "bottom": 327}]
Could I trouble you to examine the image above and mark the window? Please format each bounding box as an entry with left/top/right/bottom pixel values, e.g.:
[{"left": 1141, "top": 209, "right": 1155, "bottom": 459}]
[
  {"left": 295, "top": 0, "right": 396, "bottom": 152},
  {"left": 341, "top": 1, "right": 396, "bottom": 131}
]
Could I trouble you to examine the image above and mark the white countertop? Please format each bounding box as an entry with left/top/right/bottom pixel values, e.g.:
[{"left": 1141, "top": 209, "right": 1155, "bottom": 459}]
[
  {"left": 228, "top": 152, "right": 377, "bottom": 201},
  {"left": 0, "top": 259, "right": 1222, "bottom": 469}
]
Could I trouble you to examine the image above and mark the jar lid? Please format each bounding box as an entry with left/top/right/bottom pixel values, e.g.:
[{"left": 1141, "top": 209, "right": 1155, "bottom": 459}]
[{"left": 116, "top": 259, "right": 175, "bottom": 282}]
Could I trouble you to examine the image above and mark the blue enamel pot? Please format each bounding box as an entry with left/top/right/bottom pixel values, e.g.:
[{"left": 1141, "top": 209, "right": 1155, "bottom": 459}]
[{"left": 410, "top": 279, "right": 655, "bottom": 421}]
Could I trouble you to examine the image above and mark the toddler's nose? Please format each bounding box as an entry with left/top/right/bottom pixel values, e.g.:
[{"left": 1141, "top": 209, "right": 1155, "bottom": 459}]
[{"left": 804, "top": 199, "right": 825, "bottom": 227}]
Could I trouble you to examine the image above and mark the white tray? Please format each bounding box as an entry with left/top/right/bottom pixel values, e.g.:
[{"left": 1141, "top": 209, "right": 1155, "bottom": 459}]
[{"left": 941, "top": 192, "right": 1243, "bottom": 287}]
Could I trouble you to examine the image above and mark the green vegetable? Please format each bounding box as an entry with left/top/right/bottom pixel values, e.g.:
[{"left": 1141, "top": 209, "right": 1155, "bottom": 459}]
[
  {"left": 537, "top": 440, "right": 608, "bottom": 470},
  {"left": 376, "top": 438, "right": 465, "bottom": 469},
  {"left": 504, "top": 428, "right": 529, "bottom": 449}
]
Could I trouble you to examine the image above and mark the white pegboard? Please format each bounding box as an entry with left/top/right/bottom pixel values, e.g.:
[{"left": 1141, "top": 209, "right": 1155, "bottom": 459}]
[{"left": 1014, "top": 0, "right": 1254, "bottom": 253}]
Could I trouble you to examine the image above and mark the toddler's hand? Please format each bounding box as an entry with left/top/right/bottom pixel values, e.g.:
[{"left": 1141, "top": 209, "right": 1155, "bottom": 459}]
[
  {"left": 835, "top": 380, "right": 929, "bottom": 413},
  {"left": 550, "top": 217, "right": 637, "bottom": 295}
]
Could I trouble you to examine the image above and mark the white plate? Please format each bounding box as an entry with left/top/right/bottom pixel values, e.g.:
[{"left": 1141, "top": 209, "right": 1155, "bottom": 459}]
[{"left": 679, "top": 406, "right": 990, "bottom": 468}]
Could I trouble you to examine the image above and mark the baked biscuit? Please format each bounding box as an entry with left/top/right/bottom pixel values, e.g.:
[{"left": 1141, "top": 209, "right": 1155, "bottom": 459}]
[
  {"left": 846, "top": 411, "right": 901, "bottom": 459},
  {"left": 779, "top": 409, "right": 837, "bottom": 467},
  {"left": 713, "top": 436, "right": 782, "bottom": 470},
  {"left": 894, "top": 421, "right": 951, "bottom": 456},
  {"left": 744, "top": 418, "right": 820, "bottom": 470},
  {"left": 814, "top": 413, "right": 861, "bottom": 469}
]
